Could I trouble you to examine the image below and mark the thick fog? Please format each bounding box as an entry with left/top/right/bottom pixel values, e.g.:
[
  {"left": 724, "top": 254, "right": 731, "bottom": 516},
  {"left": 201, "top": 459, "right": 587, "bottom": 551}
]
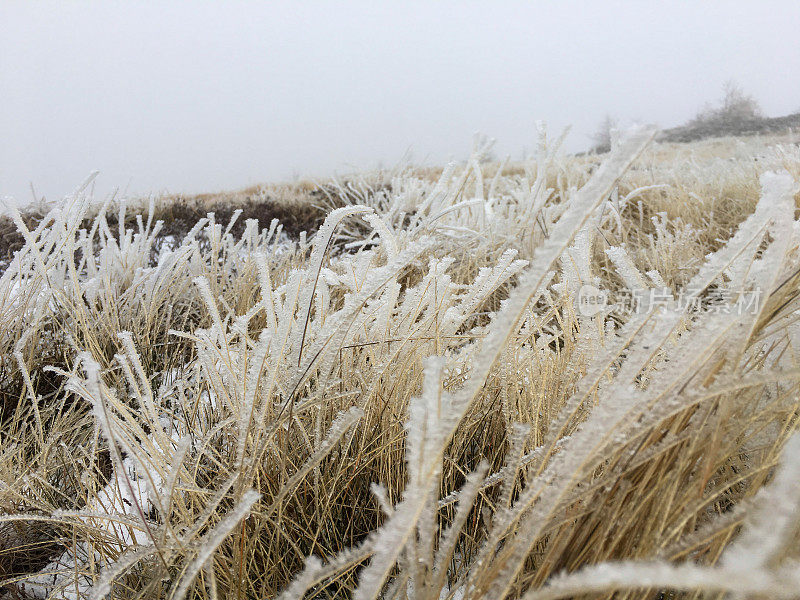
[{"left": 2, "top": 1, "right": 799, "bottom": 207}]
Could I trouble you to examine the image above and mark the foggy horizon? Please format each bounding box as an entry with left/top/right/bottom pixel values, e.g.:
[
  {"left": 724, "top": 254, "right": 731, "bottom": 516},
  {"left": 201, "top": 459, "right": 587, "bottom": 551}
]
[{"left": 2, "top": 1, "right": 799, "bottom": 207}]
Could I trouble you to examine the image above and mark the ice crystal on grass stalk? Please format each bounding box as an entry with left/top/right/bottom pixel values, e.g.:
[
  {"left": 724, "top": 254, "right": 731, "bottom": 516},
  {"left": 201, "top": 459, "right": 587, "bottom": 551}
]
[
  {"left": 351, "top": 357, "right": 464, "bottom": 600},
  {"left": 605, "top": 244, "right": 649, "bottom": 291},
  {"left": 169, "top": 489, "right": 260, "bottom": 600},
  {"left": 523, "top": 432, "right": 800, "bottom": 600}
]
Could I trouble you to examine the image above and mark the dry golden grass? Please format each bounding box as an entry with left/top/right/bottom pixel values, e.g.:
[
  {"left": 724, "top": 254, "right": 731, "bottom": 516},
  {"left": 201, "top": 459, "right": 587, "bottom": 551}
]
[{"left": 1, "top": 129, "right": 800, "bottom": 599}]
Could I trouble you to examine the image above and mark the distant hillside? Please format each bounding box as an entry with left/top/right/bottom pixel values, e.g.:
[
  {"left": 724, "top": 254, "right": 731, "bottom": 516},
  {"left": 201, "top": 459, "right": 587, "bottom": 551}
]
[{"left": 657, "top": 111, "right": 800, "bottom": 144}]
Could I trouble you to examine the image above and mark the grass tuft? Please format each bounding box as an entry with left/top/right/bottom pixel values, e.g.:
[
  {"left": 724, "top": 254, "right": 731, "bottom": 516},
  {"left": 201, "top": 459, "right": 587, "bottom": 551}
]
[{"left": 2, "top": 130, "right": 800, "bottom": 599}]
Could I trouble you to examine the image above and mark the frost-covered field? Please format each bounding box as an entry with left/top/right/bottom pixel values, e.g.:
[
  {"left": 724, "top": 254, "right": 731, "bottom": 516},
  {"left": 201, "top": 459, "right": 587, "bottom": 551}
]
[{"left": 2, "top": 128, "right": 800, "bottom": 599}]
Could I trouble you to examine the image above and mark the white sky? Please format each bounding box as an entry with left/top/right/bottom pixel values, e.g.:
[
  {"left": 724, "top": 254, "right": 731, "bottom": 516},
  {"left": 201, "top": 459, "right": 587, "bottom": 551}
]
[{"left": 2, "top": 1, "right": 799, "bottom": 207}]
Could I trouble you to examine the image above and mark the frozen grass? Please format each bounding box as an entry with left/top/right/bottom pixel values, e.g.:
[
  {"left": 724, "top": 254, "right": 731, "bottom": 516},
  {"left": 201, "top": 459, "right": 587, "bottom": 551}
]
[{"left": 1, "top": 129, "right": 800, "bottom": 599}]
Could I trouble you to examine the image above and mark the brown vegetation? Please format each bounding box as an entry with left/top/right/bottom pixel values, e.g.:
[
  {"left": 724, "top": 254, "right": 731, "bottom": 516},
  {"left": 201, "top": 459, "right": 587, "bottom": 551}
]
[{"left": 1, "top": 131, "right": 800, "bottom": 599}]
